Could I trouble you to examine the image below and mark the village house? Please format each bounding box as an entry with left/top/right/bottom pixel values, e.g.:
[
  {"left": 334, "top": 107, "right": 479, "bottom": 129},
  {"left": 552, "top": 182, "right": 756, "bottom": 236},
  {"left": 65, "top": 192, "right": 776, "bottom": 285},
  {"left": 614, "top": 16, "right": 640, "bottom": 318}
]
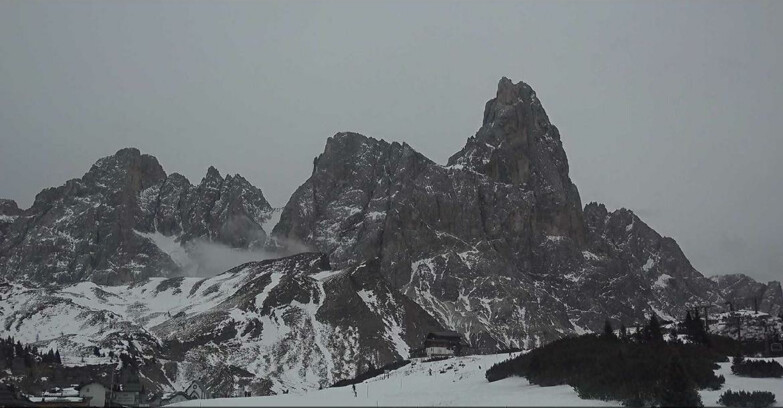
[
  {"left": 183, "top": 380, "right": 206, "bottom": 400},
  {"left": 147, "top": 380, "right": 206, "bottom": 407},
  {"left": 28, "top": 386, "right": 89, "bottom": 407},
  {"left": 422, "top": 331, "right": 470, "bottom": 358},
  {"left": 158, "top": 391, "right": 191, "bottom": 406},
  {"left": 76, "top": 382, "right": 107, "bottom": 407},
  {"left": 111, "top": 381, "right": 143, "bottom": 407}
]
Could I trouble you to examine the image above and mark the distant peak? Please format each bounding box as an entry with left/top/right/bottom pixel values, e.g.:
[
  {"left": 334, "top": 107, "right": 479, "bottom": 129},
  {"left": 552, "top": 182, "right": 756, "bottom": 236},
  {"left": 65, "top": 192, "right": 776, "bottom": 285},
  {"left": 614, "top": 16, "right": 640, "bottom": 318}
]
[
  {"left": 0, "top": 199, "right": 21, "bottom": 216},
  {"left": 493, "top": 77, "right": 536, "bottom": 108},
  {"left": 85, "top": 147, "right": 166, "bottom": 188},
  {"left": 330, "top": 132, "right": 377, "bottom": 146},
  {"left": 206, "top": 166, "right": 222, "bottom": 179},
  {"left": 113, "top": 147, "right": 142, "bottom": 157}
]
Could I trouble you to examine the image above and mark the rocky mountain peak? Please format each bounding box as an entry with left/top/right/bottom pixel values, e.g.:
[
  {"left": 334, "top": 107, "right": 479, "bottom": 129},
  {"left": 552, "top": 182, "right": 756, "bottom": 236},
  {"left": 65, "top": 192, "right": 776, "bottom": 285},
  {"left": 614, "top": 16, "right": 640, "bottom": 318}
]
[
  {"left": 272, "top": 77, "right": 752, "bottom": 347},
  {"left": 0, "top": 147, "right": 277, "bottom": 284},
  {"left": 0, "top": 199, "right": 21, "bottom": 216},
  {"left": 493, "top": 76, "right": 537, "bottom": 109},
  {"left": 0, "top": 199, "right": 21, "bottom": 244},
  {"left": 85, "top": 147, "right": 167, "bottom": 192},
  {"left": 200, "top": 166, "right": 224, "bottom": 190},
  {"left": 205, "top": 165, "right": 221, "bottom": 178},
  {"left": 450, "top": 77, "right": 585, "bottom": 244}
]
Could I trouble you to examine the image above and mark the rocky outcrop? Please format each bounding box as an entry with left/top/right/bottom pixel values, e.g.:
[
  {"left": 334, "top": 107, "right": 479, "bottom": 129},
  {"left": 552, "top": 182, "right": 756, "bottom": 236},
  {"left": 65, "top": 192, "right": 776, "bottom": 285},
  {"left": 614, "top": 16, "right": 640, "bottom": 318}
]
[
  {"left": 0, "top": 199, "right": 22, "bottom": 244},
  {"left": 712, "top": 274, "right": 783, "bottom": 316},
  {"left": 273, "top": 78, "right": 727, "bottom": 348},
  {"left": 448, "top": 77, "right": 586, "bottom": 244},
  {"left": 0, "top": 148, "right": 274, "bottom": 285},
  {"left": 581, "top": 203, "right": 725, "bottom": 319}
]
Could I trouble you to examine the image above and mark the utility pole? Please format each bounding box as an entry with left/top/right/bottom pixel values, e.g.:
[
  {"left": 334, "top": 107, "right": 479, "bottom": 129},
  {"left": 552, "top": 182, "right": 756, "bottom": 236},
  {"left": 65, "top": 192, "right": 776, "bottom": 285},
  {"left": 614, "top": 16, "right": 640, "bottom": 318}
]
[
  {"left": 730, "top": 309, "right": 744, "bottom": 356},
  {"left": 108, "top": 360, "right": 117, "bottom": 406},
  {"left": 695, "top": 304, "right": 714, "bottom": 333}
]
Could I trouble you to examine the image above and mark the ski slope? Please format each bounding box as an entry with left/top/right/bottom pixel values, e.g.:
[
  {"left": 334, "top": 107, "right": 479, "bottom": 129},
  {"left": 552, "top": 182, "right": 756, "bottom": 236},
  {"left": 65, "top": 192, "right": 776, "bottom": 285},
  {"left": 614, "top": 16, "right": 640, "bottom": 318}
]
[
  {"left": 173, "top": 354, "right": 783, "bottom": 407},
  {"left": 172, "top": 353, "right": 617, "bottom": 407}
]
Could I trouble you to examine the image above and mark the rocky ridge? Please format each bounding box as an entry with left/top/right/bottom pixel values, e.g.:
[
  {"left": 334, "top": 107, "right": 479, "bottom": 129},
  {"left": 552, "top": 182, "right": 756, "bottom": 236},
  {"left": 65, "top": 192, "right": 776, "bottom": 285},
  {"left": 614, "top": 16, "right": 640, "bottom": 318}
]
[
  {"left": 0, "top": 148, "right": 275, "bottom": 285},
  {"left": 711, "top": 274, "right": 783, "bottom": 317},
  {"left": 272, "top": 77, "right": 776, "bottom": 348}
]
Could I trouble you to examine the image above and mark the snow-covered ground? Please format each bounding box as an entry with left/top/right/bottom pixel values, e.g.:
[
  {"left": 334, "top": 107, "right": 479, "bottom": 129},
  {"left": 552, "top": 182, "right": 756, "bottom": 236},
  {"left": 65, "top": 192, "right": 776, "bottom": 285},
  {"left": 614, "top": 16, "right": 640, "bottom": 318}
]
[
  {"left": 171, "top": 353, "right": 617, "bottom": 407},
  {"left": 700, "top": 357, "right": 783, "bottom": 407},
  {"left": 173, "top": 354, "right": 783, "bottom": 407}
]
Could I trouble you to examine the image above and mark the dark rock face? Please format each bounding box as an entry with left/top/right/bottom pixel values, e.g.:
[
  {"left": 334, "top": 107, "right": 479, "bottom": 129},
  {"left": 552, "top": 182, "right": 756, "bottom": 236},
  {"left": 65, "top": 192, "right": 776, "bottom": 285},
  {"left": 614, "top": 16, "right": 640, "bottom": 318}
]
[
  {"left": 0, "top": 199, "right": 22, "bottom": 216},
  {"left": 0, "top": 148, "right": 274, "bottom": 285},
  {"left": 712, "top": 274, "right": 783, "bottom": 316},
  {"left": 272, "top": 78, "right": 731, "bottom": 348},
  {"left": 580, "top": 203, "right": 725, "bottom": 320},
  {"left": 448, "top": 77, "right": 586, "bottom": 244},
  {"left": 0, "top": 199, "right": 23, "bottom": 244}
]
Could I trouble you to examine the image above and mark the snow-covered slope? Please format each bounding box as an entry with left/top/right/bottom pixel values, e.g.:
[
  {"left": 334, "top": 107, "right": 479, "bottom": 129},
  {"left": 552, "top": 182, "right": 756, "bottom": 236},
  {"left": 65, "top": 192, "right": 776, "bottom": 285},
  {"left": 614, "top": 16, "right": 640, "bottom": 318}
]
[
  {"left": 171, "top": 354, "right": 783, "bottom": 407},
  {"left": 0, "top": 253, "right": 443, "bottom": 395},
  {"left": 701, "top": 357, "right": 783, "bottom": 406},
  {"left": 171, "top": 352, "right": 616, "bottom": 407}
]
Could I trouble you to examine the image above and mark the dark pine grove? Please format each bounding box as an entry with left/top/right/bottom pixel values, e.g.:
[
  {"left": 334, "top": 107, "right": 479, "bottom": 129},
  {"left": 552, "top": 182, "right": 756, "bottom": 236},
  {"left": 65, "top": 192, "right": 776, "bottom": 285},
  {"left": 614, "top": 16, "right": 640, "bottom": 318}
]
[{"left": 485, "top": 316, "right": 728, "bottom": 407}]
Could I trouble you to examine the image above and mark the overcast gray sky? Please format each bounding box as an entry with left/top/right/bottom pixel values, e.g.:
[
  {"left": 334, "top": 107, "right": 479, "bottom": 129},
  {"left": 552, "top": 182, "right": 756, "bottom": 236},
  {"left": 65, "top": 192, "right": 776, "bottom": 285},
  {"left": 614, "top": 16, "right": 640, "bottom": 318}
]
[{"left": 1, "top": 1, "right": 781, "bottom": 283}]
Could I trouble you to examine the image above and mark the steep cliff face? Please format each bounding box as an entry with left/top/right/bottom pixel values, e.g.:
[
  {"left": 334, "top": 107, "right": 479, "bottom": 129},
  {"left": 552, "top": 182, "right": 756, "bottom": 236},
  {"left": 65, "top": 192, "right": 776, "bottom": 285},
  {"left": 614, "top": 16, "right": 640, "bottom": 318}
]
[
  {"left": 272, "top": 78, "right": 729, "bottom": 348},
  {"left": 581, "top": 203, "right": 724, "bottom": 320},
  {"left": 0, "top": 148, "right": 274, "bottom": 285},
  {"left": 448, "top": 77, "right": 586, "bottom": 244},
  {"left": 0, "top": 199, "right": 22, "bottom": 244}
]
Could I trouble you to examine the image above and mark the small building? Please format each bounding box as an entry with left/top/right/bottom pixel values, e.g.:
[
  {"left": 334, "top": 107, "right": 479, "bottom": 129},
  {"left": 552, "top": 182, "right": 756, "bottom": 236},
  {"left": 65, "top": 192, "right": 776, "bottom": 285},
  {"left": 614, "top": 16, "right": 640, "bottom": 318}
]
[
  {"left": 111, "top": 382, "right": 143, "bottom": 407},
  {"left": 76, "top": 382, "right": 107, "bottom": 407},
  {"left": 160, "top": 392, "right": 191, "bottom": 406},
  {"left": 423, "top": 331, "right": 469, "bottom": 358},
  {"left": 184, "top": 381, "right": 206, "bottom": 400},
  {"left": 30, "top": 387, "right": 89, "bottom": 407}
]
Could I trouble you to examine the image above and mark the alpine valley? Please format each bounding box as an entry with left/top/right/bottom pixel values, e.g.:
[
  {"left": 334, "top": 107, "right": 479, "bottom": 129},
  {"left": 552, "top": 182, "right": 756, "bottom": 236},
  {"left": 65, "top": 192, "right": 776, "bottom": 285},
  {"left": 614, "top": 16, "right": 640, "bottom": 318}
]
[{"left": 1, "top": 78, "right": 780, "bottom": 397}]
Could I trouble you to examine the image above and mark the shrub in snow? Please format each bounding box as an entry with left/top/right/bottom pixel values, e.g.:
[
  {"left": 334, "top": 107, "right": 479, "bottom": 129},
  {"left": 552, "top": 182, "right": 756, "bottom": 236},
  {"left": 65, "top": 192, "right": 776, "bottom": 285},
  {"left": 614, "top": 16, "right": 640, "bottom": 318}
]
[
  {"left": 718, "top": 390, "right": 776, "bottom": 408},
  {"left": 731, "top": 358, "right": 783, "bottom": 378}
]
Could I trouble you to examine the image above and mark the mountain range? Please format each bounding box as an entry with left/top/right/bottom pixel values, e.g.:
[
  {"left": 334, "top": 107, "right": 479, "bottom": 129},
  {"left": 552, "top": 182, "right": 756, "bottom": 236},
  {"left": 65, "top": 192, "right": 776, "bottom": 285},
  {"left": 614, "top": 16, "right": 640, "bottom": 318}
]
[{"left": 0, "top": 77, "right": 780, "bottom": 396}]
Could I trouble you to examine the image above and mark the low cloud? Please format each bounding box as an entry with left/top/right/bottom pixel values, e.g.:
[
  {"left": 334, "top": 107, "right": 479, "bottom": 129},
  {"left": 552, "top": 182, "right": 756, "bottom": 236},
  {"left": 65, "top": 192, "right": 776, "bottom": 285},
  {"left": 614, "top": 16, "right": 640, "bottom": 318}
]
[{"left": 140, "top": 230, "right": 312, "bottom": 278}]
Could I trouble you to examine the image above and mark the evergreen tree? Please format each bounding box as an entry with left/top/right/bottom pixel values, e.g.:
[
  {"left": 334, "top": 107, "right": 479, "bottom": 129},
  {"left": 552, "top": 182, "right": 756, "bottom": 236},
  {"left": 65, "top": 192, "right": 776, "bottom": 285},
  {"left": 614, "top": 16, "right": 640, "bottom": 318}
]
[
  {"left": 632, "top": 325, "right": 642, "bottom": 342},
  {"left": 619, "top": 324, "right": 628, "bottom": 341},
  {"left": 684, "top": 311, "right": 693, "bottom": 330},
  {"left": 646, "top": 315, "right": 664, "bottom": 344},
  {"left": 602, "top": 320, "right": 617, "bottom": 340},
  {"left": 54, "top": 350, "right": 62, "bottom": 365},
  {"left": 658, "top": 355, "right": 703, "bottom": 407},
  {"left": 684, "top": 309, "right": 710, "bottom": 345}
]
